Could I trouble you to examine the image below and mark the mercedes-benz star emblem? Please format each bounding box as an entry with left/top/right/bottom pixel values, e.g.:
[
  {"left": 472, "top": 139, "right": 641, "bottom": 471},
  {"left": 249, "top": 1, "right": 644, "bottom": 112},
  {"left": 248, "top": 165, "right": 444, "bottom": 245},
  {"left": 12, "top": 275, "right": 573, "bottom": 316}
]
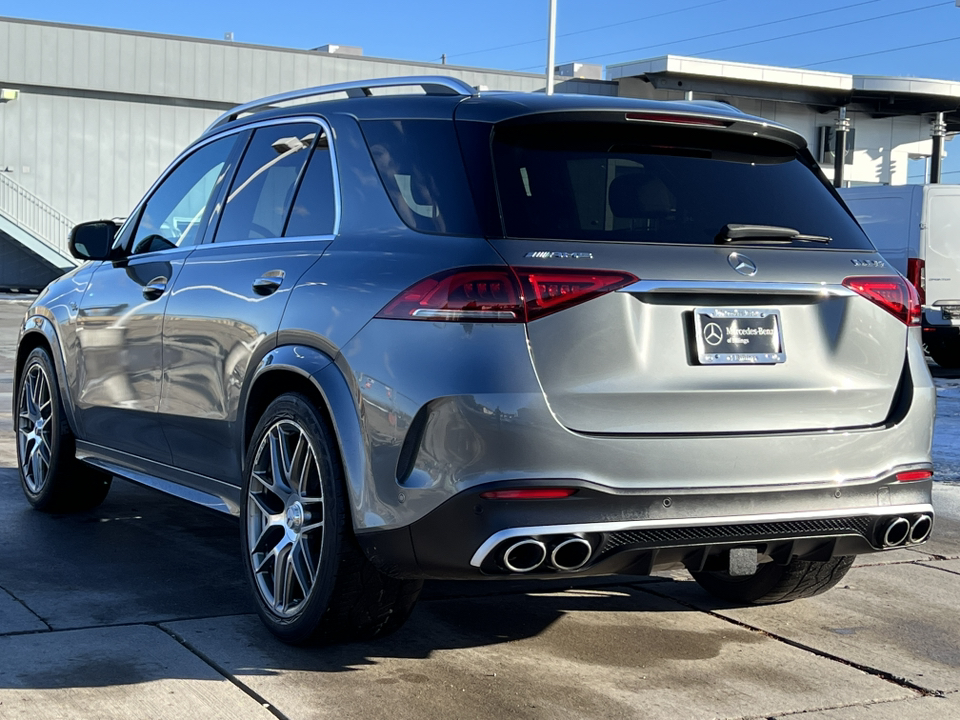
[
  {"left": 703, "top": 322, "right": 724, "bottom": 346},
  {"left": 728, "top": 252, "right": 758, "bottom": 276}
]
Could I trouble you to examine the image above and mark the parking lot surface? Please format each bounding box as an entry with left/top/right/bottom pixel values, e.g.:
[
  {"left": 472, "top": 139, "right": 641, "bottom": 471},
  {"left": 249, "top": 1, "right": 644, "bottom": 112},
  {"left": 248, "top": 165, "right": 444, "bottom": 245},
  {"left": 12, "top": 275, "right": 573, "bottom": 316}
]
[{"left": 1, "top": 295, "right": 959, "bottom": 720}]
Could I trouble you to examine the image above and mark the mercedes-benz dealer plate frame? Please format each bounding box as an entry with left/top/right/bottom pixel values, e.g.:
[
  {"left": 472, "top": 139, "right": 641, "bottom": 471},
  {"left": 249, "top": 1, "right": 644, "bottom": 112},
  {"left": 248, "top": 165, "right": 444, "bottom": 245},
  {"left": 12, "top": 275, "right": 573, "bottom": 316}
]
[{"left": 694, "top": 307, "right": 786, "bottom": 365}]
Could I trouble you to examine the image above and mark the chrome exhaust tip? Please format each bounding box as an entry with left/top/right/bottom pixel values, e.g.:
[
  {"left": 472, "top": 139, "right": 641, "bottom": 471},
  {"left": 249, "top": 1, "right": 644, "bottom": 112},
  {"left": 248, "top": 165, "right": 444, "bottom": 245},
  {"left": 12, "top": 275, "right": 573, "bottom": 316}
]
[
  {"left": 881, "top": 516, "right": 910, "bottom": 548},
  {"left": 908, "top": 514, "right": 933, "bottom": 544},
  {"left": 502, "top": 539, "right": 547, "bottom": 573},
  {"left": 550, "top": 537, "right": 593, "bottom": 571}
]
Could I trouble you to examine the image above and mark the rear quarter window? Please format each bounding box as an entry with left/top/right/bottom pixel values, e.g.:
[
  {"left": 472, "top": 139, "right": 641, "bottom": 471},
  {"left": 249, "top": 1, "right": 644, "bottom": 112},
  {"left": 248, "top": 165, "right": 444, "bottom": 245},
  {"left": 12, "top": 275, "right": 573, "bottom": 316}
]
[{"left": 361, "top": 119, "right": 481, "bottom": 236}]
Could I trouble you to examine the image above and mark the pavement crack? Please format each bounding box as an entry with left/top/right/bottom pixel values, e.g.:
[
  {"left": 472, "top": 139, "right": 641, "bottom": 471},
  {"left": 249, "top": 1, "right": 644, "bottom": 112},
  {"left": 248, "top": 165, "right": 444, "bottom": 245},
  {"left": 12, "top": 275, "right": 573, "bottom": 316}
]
[
  {"left": 0, "top": 584, "right": 52, "bottom": 632},
  {"left": 155, "top": 624, "right": 292, "bottom": 720},
  {"left": 635, "top": 582, "right": 944, "bottom": 699},
  {"left": 918, "top": 561, "right": 960, "bottom": 577}
]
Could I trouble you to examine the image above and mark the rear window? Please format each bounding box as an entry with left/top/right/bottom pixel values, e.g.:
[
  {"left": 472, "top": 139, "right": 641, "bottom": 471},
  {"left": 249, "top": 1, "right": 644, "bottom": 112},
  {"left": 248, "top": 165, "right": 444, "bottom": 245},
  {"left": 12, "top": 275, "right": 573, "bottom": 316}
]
[{"left": 491, "top": 120, "right": 872, "bottom": 249}]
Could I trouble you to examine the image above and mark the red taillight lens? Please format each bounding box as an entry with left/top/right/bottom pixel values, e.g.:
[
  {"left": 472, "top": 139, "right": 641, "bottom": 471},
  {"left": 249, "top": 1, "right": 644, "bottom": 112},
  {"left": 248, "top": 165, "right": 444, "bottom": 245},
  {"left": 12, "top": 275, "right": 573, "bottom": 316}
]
[
  {"left": 377, "top": 268, "right": 523, "bottom": 322},
  {"left": 843, "top": 275, "right": 921, "bottom": 326},
  {"left": 907, "top": 257, "right": 926, "bottom": 306},
  {"left": 515, "top": 268, "right": 637, "bottom": 321},
  {"left": 377, "top": 267, "right": 637, "bottom": 322},
  {"left": 479, "top": 488, "right": 578, "bottom": 499},
  {"left": 896, "top": 470, "right": 933, "bottom": 482}
]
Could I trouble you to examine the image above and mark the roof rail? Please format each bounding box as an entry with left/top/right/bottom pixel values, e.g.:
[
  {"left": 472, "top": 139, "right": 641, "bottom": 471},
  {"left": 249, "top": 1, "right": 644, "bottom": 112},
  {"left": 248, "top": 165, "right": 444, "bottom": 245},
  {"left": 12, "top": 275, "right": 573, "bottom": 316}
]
[{"left": 205, "top": 75, "right": 478, "bottom": 133}]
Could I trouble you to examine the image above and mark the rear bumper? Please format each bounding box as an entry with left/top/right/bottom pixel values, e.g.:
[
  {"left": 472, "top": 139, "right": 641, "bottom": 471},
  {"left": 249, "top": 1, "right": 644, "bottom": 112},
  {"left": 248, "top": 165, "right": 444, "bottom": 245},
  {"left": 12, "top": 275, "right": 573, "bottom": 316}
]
[{"left": 356, "top": 474, "right": 934, "bottom": 580}]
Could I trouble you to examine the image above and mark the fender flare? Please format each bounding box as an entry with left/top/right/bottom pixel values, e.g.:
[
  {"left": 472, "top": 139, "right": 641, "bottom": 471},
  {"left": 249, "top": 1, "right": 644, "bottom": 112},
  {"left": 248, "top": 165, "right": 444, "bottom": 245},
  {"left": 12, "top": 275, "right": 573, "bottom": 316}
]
[
  {"left": 240, "top": 345, "right": 370, "bottom": 529},
  {"left": 17, "top": 316, "right": 81, "bottom": 437}
]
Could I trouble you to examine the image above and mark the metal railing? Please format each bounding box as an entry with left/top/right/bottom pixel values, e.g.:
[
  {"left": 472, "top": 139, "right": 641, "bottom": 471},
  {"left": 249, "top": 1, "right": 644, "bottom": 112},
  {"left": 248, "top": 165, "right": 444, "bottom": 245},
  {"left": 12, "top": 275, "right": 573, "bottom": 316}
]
[{"left": 0, "top": 172, "right": 75, "bottom": 258}]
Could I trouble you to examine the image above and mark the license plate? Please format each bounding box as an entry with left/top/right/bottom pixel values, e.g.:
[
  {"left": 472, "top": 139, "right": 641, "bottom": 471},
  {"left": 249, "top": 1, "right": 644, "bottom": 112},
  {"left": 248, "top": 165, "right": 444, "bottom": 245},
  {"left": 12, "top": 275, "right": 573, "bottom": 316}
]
[{"left": 694, "top": 308, "right": 785, "bottom": 365}]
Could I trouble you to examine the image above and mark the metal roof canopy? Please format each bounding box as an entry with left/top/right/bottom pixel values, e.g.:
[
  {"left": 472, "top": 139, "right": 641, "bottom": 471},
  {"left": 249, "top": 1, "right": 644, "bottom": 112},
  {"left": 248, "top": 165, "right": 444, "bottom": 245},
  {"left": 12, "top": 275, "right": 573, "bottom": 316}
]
[{"left": 608, "top": 55, "right": 960, "bottom": 126}]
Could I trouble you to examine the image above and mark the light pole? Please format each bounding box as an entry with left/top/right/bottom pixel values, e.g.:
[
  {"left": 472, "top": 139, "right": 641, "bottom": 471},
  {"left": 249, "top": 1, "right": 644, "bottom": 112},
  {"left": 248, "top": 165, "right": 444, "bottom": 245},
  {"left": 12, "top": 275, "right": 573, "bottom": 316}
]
[{"left": 545, "top": 0, "right": 557, "bottom": 95}]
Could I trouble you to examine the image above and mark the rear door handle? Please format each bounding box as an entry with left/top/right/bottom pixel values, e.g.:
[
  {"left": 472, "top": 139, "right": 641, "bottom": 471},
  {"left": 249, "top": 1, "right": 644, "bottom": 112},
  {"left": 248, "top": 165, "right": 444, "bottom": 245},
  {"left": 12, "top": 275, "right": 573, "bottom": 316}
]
[
  {"left": 143, "top": 277, "right": 168, "bottom": 300},
  {"left": 253, "top": 270, "right": 285, "bottom": 296}
]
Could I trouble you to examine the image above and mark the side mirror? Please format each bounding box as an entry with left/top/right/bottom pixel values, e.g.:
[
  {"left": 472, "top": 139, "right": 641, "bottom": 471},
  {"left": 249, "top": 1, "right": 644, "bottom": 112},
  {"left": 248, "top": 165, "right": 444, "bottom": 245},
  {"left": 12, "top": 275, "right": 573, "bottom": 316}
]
[{"left": 69, "top": 221, "right": 119, "bottom": 261}]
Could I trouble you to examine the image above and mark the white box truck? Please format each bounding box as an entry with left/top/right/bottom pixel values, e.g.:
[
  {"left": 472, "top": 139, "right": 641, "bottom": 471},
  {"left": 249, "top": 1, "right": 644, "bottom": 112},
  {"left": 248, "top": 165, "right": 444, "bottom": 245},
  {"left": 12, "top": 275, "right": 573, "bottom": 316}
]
[{"left": 840, "top": 184, "right": 960, "bottom": 367}]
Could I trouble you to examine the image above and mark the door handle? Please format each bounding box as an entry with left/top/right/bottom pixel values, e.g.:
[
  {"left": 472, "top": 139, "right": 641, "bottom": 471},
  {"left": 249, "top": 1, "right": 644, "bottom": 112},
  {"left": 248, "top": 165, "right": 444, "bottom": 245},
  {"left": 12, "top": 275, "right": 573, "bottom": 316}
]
[
  {"left": 143, "top": 277, "right": 168, "bottom": 301},
  {"left": 253, "top": 270, "right": 285, "bottom": 296}
]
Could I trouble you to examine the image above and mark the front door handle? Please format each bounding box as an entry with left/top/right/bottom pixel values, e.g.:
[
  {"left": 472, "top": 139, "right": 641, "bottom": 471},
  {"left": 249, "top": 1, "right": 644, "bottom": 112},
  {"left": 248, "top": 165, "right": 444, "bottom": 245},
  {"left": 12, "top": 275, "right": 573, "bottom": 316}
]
[
  {"left": 143, "top": 277, "right": 168, "bottom": 301},
  {"left": 253, "top": 270, "right": 285, "bottom": 296}
]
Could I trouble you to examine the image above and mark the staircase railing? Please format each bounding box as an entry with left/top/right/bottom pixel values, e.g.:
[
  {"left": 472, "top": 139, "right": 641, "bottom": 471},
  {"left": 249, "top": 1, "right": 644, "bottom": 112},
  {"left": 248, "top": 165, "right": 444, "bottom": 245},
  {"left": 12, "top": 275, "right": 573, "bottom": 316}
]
[{"left": 0, "top": 172, "right": 76, "bottom": 260}]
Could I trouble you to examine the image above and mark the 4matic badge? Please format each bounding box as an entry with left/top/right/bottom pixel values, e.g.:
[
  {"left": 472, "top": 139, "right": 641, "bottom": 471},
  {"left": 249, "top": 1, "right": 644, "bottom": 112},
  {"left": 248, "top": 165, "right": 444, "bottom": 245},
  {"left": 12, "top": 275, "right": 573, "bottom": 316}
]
[{"left": 851, "top": 258, "right": 885, "bottom": 267}]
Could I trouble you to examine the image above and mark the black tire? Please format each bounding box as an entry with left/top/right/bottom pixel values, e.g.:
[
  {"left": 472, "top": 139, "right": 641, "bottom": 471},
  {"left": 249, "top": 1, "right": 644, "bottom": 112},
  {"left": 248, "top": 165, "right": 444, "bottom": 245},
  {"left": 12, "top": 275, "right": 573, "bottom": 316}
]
[
  {"left": 240, "top": 393, "right": 422, "bottom": 645},
  {"left": 930, "top": 343, "right": 960, "bottom": 369},
  {"left": 690, "top": 555, "right": 855, "bottom": 605},
  {"left": 16, "top": 347, "right": 112, "bottom": 512}
]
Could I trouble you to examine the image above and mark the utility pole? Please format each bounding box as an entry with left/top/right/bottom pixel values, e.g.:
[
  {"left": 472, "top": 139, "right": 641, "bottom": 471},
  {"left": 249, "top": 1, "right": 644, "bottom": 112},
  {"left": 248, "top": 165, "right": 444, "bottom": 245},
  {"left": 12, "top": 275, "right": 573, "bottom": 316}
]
[
  {"left": 930, "top": 112, "right": 946, "bottom": 183},
  {"left": 545, "top": 0, "right": 557, "bottom": 95},
  {"left": 833, "top": 106, "right": 850, "bottom": 188}
]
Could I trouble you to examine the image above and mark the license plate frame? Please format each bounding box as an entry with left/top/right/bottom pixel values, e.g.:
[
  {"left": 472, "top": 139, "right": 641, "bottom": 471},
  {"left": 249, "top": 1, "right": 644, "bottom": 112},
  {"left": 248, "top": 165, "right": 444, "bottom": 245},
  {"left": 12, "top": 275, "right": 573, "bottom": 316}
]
[{"left": 693, "top": 308, "right": 785, "bottom": 365}]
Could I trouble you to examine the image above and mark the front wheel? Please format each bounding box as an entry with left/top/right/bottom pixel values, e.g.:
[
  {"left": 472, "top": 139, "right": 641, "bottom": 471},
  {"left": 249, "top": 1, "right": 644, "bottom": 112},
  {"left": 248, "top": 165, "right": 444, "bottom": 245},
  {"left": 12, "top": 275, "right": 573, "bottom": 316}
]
[
  {"left": 690, "top": 555, "right": 855, "bottom": 605},
  {"left": 16, "top": 347, "right": 112, "bottom": 512},
  {"left": 240, "top": 393, "right": 422, "bottom": 645}
]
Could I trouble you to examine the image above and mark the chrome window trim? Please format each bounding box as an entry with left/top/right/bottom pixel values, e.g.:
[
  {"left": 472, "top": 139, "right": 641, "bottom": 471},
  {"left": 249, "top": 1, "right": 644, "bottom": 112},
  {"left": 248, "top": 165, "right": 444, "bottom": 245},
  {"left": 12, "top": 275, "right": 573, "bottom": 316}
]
[
  {"left": 619, "top": 280, "right": 857, "bottom": 297},
  {"left": 114, "top": 115, "right": 341, "bottom": 258},
  {"left": 469, "top": 502, "right": 934, "bottom": 567},
  {"left": 191, "top": 234, "right": 335, "bottom": 251}
]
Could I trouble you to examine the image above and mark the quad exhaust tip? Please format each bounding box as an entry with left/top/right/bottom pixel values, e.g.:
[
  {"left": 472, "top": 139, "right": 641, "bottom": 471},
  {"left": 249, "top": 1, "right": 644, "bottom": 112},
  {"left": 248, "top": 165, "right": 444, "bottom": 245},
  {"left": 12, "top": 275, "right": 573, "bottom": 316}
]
[
  {"left": 502, "top": 539, "right": 548, "bottom": 573},
  {"left": 909, "top": 514, "right": 933, "bottom": 544},
  {"left": 550, "top": 537, "right": 593, "bottom": 571},
  {"left": 879, "top": 514, "right": 932, "bottom": 548}
]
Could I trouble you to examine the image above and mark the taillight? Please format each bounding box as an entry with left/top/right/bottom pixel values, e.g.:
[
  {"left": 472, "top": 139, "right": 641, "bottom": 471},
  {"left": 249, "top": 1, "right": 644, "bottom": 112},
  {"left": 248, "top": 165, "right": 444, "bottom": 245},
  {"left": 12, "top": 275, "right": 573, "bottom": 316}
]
[
  {"left": 906, "top": 257, "right": 926, "bottom": 306},
  {"left": 896, "top": 470, "right": 933, "bottom": 482},
  {"left": 479, "top": 488, "right": 578, "bottom": 499},
  {"left": 842, "top": 275, "right": 921, "bottom": 326},
  {"left": 376, "top": 267, "right": 637, "bottom": 322}
]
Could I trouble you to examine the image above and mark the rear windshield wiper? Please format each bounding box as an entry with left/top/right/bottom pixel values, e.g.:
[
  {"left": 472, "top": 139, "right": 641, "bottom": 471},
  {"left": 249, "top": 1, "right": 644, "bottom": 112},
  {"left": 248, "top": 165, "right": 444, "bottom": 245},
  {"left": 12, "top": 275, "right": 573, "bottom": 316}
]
[{"left": 715, "top": 224, "right": 832, "bottom": 244}]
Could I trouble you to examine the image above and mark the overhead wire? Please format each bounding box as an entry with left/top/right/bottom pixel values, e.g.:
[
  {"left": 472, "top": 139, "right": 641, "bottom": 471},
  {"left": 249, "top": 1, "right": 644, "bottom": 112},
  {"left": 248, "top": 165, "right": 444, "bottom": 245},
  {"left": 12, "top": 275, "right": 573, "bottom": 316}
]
[
  {"left": 517, "top": 0, "right": 886, "bottom": 69},
  {"left": 801, "top": 33, "right": 960, "bottom": 67},
  {"left": 687, "top": 0, "right": 951, "bottom": 58},
  {"left": 442, "top": 0, "right": 734, "bottom": 62}
]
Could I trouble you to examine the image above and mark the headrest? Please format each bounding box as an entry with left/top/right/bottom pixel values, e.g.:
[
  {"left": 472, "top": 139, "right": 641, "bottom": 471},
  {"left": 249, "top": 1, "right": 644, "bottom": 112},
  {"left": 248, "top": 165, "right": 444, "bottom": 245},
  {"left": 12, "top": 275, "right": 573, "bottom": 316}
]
[{"left": 608, "top": 172, "right": 676, "bottom": 219}]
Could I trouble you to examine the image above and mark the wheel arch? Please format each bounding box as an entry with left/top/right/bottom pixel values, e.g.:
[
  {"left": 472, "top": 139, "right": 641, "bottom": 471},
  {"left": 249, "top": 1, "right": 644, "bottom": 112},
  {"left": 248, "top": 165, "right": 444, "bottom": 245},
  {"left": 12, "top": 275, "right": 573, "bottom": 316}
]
[
  {"left": 241, "top": 345, "right": 369, "bottom": 530},
  {"left": 16, "top": 318, "right": 80, "bottom": 437}
]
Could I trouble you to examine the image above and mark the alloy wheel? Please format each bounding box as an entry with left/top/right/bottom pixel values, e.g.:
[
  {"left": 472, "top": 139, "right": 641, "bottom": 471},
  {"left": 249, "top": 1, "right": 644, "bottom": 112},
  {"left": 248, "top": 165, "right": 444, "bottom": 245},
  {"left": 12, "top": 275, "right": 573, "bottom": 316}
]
[
  {"left": 247, "top": 420, "right": 325, "bottom": 618},
  {"left": 17, "top": 363, "right": 53, "bottom": 494}
]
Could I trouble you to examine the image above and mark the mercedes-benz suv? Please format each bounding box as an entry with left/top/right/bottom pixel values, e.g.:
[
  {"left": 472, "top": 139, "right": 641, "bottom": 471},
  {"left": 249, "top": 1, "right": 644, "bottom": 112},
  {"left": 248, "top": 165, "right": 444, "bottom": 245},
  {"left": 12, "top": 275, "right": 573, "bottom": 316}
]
[{"left": 15, "top": 76, "right": 935, "bottom": 645}]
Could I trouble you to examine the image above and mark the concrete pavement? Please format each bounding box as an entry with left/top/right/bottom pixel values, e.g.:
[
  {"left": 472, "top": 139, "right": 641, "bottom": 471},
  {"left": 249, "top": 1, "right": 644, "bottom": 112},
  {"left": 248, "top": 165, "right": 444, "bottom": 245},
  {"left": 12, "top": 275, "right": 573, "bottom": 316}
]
[{"left": 1, "top": 295, "right": 959, "bottom": 720}]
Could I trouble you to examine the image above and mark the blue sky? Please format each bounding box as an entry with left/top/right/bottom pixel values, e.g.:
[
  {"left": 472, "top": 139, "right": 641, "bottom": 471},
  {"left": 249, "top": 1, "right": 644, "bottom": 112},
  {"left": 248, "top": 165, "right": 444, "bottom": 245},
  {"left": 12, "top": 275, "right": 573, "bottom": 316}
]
[{"left": 9, "top": 0, "right": 960, "bottom": 80}]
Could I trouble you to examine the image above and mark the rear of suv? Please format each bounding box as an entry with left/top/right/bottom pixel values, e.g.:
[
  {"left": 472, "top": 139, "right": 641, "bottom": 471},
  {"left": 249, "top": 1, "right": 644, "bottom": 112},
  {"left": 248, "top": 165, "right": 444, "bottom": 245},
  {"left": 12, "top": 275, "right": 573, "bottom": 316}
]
[{"left": 15, "top": 76, "right": 935, "bottom": 645}]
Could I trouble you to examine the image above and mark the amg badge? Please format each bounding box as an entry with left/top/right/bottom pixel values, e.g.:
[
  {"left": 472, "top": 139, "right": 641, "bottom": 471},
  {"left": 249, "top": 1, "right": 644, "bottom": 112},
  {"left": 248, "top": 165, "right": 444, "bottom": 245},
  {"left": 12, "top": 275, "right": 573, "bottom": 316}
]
[{"left": 525, "top": 251, "right": 594, "bottom": 259}]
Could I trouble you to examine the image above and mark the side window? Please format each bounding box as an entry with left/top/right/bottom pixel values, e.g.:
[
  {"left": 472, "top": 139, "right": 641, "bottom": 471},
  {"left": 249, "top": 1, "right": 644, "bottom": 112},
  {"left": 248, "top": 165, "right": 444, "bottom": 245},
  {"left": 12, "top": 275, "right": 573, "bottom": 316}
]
[
  {"left": 215, "top": 123, "right": 317, "bottom": 242},
  {"left": 284, "top": 138, "right": 336, "bottom": 237},
  {"left": 131, "top": 136, "right": 237, "bottom": 255}
]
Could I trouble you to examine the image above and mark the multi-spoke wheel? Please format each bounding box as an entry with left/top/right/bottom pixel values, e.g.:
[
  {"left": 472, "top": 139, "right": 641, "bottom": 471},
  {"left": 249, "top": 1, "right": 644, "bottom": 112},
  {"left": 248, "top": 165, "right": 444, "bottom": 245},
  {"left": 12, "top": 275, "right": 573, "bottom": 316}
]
[
  {"left": 240, "top": 392, "right": 422, "bottom": 645},
  {"left": 247, "top": 419, "right": 326, "bottom": 618},
  {"left": 16, "top": 347, "right": 112, "bottom": 512}
]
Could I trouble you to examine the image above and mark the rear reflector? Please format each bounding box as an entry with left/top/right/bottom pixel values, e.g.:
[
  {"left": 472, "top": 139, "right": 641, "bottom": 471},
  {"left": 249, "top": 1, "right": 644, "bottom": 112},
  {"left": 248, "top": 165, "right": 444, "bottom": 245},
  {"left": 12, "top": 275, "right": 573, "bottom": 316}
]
[
  {"left": 479, "top": 488, "right": 578, "bottom": 500},
  {"left": 842, "top": 275, "right": 921, "bottom": 326},
  {"left": 895, "top": 470, "right": 933, "bottom": 482},
  {"left": 377, "top": 267, "right": 637, "bottom": 323},
  {"left": 625, "top": 112, "right": 731, "bottom": 127}
]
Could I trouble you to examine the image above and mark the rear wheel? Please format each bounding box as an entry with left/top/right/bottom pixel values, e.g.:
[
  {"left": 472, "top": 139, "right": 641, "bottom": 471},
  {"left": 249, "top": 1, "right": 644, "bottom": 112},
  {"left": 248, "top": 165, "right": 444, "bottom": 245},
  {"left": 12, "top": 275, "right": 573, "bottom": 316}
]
[
  {"left": 240, "top": 393, "right": 422, "bottom": 645},
  {"left": 16, "top": 347, "right": 112, "bottom": 512},
  {"left": 690, "top": 555, "right": 854, "bottom": 604}
]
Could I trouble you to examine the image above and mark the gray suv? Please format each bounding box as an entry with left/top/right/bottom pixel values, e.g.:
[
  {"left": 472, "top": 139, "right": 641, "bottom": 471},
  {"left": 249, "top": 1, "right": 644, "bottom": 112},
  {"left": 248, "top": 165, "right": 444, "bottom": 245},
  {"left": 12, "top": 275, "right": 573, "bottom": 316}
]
[{"left": 15, "top": 76, "right": 935, "bottom": 645}]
